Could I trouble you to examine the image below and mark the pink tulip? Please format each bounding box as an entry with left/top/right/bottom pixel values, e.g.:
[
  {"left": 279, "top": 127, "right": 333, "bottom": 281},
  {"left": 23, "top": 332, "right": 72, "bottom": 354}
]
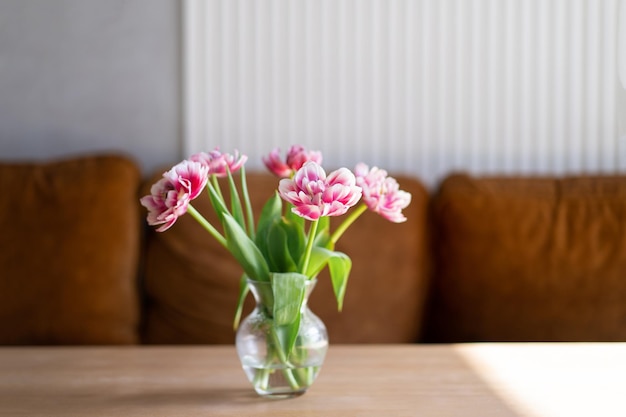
[
  {"left": 263, "top": 145, "right": 323, "bottom": 178},
  {"left": 140, "top": 160, "right": 209, "bottom": 232},
  {"left": 191, "top": 148, "right": 247, "bottom": 177},
  {"left": 354, "top": 163, "right": 412, "bottom": 223},
  {"left": 279, "top": 162, "right": 362, "bottom": 221},
  {"left": 262, "top": 148, "right": 292, "bottom": 178},
  {"left": 286, "top": 145, "right": 322, "bottom": 171}
]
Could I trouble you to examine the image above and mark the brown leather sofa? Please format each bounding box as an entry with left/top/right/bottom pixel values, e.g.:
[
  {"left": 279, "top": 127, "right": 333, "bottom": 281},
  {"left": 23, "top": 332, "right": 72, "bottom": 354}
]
[{"left": 2, "top": 153, "right": 626, "bottom": 345}]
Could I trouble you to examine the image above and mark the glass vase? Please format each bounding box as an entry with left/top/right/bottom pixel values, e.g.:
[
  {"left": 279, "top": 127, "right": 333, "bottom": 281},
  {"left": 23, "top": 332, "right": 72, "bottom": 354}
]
[{"left": 235, "top": 277, "right": 329, "bottom": 398}]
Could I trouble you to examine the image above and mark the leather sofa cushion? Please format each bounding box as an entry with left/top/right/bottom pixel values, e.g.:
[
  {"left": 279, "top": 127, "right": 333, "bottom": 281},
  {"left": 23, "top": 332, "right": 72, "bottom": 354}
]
[
  {"left": 0, "top": 155, "right": 141, "bottom": 344},
  {"left": 141, "top": 171, "right": 431, "bottom": 344},
  {"left": 426, "top": 173, "right": 626, "bottom": 342}
]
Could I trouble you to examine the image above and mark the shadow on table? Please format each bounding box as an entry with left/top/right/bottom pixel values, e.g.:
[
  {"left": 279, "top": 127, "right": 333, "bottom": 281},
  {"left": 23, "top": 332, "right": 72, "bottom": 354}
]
[{"left": 117, "top": 386, "right": 262, "bottom": 407}]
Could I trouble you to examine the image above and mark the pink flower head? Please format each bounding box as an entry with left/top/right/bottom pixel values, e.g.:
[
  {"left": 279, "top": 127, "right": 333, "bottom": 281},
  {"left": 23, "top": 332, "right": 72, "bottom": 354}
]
[
  {"left": 279, "top": 161, "right": 362, "bottom": 221},
  {"left": 140, "top": 160, "right": 209, "bottom": 232},
  {"left": 354, "top": 163, "right": 412, "bottom": 223},
  {"left": 262, "top": 148, "right": 291, "bottom": 178},
  {"left": 263, "top": 145, "right": 323, "bottom": 178},
  {"left": 190, "top": 148, "right": 247, "bottom": 177}
]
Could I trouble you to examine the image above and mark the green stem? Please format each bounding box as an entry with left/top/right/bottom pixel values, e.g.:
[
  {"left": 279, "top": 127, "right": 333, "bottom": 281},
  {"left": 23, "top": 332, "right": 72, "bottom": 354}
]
[
  {"left": 240, "top": 165, "right": 256, "bottom": 239},
  {"left": 300, "top": 219, "right": 319, "bottom": 276},
  {"left": 187, "top": 204, "right": 227, "bottom": 248},
  {"left": 330, "top": 203, "right": 368, "bottom": 244},
  {"left": 252, "top": 367, "right": 271, "bottom": 390},
  {"left": 211, "top": 175, "right": 224, "bottom": 201},
  {"left": 206, "top": 179, "right": 229, "bottom": 215},
  {"left": 269, "top": 326, "right": 300, "bottom": 390},
  {"left": 232, "top": 275, "right": 249, "bottom": 330}
]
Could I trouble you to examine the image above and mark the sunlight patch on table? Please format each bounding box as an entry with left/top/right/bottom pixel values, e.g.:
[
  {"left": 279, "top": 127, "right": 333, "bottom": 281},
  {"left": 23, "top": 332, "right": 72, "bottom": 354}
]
[{"left": 456, "top": 343, "right": 626, "bottom": 417}]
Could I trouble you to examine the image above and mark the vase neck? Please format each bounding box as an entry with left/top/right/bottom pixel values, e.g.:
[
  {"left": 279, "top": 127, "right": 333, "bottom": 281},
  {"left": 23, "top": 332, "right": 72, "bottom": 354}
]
[{"left": 247, "top": 277, "right": 317, "bottom": 310}]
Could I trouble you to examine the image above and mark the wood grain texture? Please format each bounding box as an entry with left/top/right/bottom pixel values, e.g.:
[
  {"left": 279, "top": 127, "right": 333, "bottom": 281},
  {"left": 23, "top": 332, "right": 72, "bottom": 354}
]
[{"left": 0, "top": 344, "right": 624, "bottom": 416}]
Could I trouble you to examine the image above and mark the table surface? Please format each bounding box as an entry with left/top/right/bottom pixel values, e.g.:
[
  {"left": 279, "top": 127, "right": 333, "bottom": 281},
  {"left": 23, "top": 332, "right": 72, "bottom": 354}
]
[{"left": 1, "top": 343, "right": 625, "bottom": 417}]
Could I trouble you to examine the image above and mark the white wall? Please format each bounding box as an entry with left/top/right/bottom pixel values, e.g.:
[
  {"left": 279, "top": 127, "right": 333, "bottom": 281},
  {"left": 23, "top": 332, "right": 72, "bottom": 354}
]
[
  {"left": 619, "top": 0, "right": 626, "bottom": 164},
  {"left": 185, "top": 0, "right": 626, "bottom": 187},
  {"left": 1, "top": 1, "right": 625, "bottom": 186},
  {"left": 0, "top": 0, "right": 181, "bottom": 174}
]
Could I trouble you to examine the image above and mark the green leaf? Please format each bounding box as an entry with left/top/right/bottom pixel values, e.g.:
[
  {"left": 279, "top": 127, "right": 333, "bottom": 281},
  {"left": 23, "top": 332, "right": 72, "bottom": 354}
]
[
  {"left": 255, "top": 193, "right": 283, "bottom": 267},
  {"left": 265, "top": 217, "right": 306, "bottom": 272},
  {"left": 327, "top": 252, "right": 352, "bottom": 311},
  {"left": 257, "top": 192, "right": 283, "bottom": 237},
  {"left": 266, "top": 219, "right": 299, "bottom": 272},
  {"left": 284, "top": 204, "right": 305, "bottom": 229},
  {"left": 270, "top": 272, "right": 307, "bottom": 358},
  {"left": 313, "top": 216, "right": 333, "bottom": 249},
  {"left": 255, "top": 193, "right": 283, "bottom": 252},
  {"left": 226, "top": 169, "right": 246, "bottom": 234},
  {"left": 271, "top": 272, "right": 306, "bottom": 326},
  {"left": 273, "top": 315, "right": 301, "bottom": 363},
  {"left": 304, "top": 247, "right": 351, "bottom": 311},
  {"left": 206, "top": 180, "right": 230, "bottom": 218},
  {"left": 222, "top": 214, "right": 270, "bottom": 282},
  {"left": 303, "top": 246, "right": 332, "bottom": 277},
  {"left": 279, "top": 217, "right": 306, "bottom": 269}
]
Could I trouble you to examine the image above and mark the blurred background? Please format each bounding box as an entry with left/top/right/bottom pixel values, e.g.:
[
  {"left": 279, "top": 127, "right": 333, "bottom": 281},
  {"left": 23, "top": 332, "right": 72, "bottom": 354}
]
[{"left": 1, "top": 0, "right": 625, "bottom": 186}]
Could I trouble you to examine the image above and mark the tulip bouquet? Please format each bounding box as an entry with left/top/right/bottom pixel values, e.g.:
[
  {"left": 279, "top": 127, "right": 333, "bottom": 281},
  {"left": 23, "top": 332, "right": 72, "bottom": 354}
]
[{"left": 140, "top": 145, "right": 411, "bottom": 396}]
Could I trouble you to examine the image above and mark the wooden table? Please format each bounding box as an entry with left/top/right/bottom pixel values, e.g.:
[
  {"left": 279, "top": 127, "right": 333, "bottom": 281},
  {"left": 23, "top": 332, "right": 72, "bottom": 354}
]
[{"left": 0, "top": 343, "right": 624, "bottom": 416}]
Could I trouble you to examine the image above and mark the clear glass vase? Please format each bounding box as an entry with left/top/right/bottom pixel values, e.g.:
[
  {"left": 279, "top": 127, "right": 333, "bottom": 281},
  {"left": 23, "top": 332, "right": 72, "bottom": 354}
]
[{"left": 235, "top": 277, "right": 329, "bottom": 398}]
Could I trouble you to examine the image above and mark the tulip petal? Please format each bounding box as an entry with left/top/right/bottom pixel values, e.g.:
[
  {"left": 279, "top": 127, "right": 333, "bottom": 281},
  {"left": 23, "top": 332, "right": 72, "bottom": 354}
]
[
  {"left": 279, "top": 162, "right": 362, "bottom": 221},
  {"left": 355, "top": 163, "right": 412, "bottom": 223},
  {"left": 140, "top": 160, "right": 209, "bottom": 231}
]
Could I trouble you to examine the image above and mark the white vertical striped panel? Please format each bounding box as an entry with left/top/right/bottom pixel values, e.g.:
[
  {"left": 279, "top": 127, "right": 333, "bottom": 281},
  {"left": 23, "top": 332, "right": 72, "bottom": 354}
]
[
  {"left": 620, "top": 0, "right": 626, "bottom": 166},
  {"left": 184, "top": 0, "right": 624, "bottom": 187}
]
